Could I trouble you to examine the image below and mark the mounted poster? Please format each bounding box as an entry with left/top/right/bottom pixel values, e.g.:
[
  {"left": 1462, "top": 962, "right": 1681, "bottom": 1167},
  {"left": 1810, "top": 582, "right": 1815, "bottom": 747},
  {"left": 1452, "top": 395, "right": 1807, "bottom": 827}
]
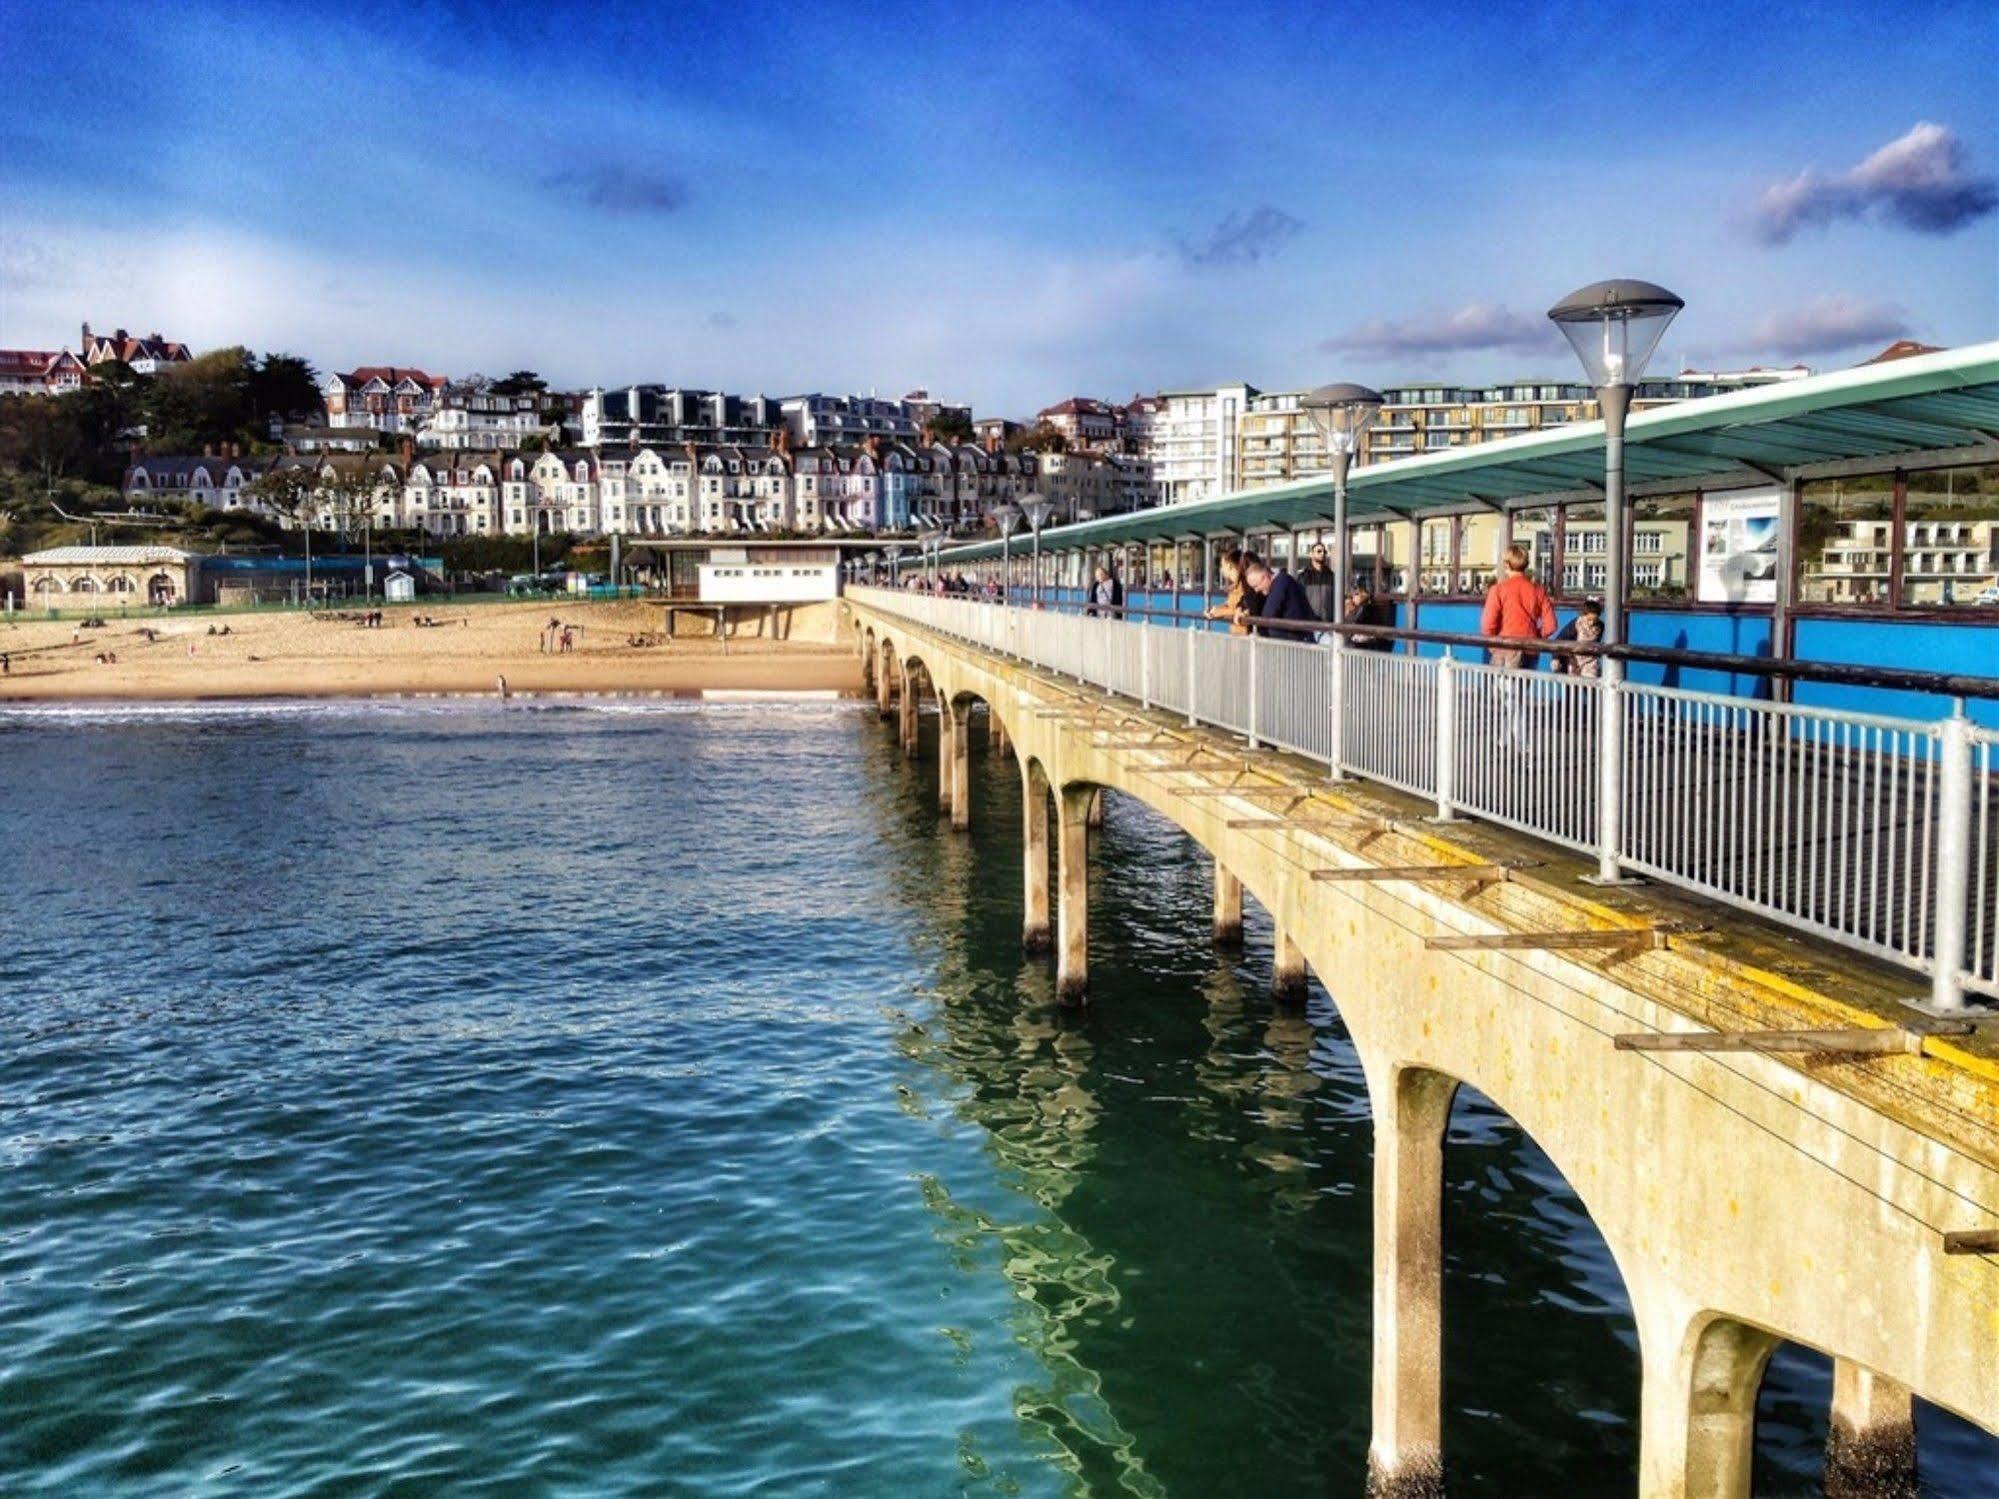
[{"left": 1697, "top": 488, "right": 1783, "bottom": 604}]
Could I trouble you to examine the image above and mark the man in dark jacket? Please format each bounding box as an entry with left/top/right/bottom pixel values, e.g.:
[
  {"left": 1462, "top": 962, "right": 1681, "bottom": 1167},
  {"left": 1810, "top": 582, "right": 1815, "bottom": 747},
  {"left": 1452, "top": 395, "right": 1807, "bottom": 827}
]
[
  {"left": 1235, "top": 554, "right": 1316, "bottom": 637},
  {"left": 1297, "top": 542, "right": 1338, "bottom": 623}
]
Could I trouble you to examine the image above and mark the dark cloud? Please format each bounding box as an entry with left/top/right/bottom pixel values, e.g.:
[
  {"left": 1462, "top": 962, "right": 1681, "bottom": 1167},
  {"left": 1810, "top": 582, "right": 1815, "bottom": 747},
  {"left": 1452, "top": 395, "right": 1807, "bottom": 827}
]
[
  {"left": 1751, "top": 123, "right": 1996, "bottom": 245},
  {"left": 1318, "top": 302, "right": 1559, "bottom": 359},
  {"left": 1737, "top": 295, "right": 1910, "bottom": 357},
  {"left": 541, "top": 164, "right": 687, "bottom": 215},
  {"left": 1177, "top": 206, "right": 1304, "bottom": 268}
]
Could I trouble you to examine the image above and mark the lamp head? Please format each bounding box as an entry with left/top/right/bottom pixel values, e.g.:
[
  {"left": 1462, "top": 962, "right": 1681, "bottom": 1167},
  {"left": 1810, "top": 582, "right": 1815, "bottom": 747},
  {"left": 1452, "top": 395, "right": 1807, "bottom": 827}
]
[
  {"left": 991, "top": 503, "right": 1021, "bottom": 538},
  {"left": 1547, "top": 279, "right": 1683, "bottom": 389},
  {"left": 1302, "top": 382, "right": 1386, "bottom": 456}
]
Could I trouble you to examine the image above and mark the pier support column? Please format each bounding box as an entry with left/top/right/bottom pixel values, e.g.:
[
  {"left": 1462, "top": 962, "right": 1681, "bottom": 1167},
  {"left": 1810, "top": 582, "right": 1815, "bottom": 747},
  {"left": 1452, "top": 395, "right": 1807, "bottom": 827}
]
[
  {"left": 861, "top": 642, "right": 875, "bottom": 692},
  {"left": 1826, "top": 1361, "right": 1918, "bottom": 1498},
  {"left": 1056, "top": 785, "right": 1093, "bottom": 1005},
  {"left": 1635, "top": 1310, "right": 1778, "bottom": 1499},
  {"left": 948, "top": 705, "right": 971, "bottom": 831},
  {"left": 899, "top": 665, "right": 919, "bottom": 758},
  {"left": 1273, "top": 926, "right": 1307, "bottom": 1005},
  {"left": 876, "top": 648, "right": 893, "bottom": 719},
  {"left": 1367, "top": 1066, "right": 1457, "bottom": 1499},
  {"left": 1086, "top": 787, "right": 1106, "bottom": 828},
  {"left": 1213, "top": 865, "right": 1243, "bottom": 946},
  {"left": 1022, "top": 764, "right": 1051, "bottom": 952},
  {"left": 937, "top": 699, "right": 956, "bottom": 815}
]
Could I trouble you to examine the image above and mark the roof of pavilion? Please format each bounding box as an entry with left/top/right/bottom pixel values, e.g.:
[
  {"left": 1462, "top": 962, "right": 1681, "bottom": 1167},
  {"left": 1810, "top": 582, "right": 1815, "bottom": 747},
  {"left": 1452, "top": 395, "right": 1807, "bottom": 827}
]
[{"left": 939, "top": 340, "right": 1999, "bottom": 560}]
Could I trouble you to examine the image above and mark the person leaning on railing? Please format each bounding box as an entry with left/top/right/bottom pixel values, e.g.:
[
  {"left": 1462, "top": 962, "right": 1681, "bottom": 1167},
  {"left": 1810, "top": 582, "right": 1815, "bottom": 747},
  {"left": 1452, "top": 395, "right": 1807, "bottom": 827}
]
[
  {"left": 1235, "top": 554, "right": 1317, "bottom": 637},
  {"left": 1204, "top": 549, "right": 1262, "bottom": 635},
  {"left": 1480, "top": 543, "right": 1558, "bottom": 670}
]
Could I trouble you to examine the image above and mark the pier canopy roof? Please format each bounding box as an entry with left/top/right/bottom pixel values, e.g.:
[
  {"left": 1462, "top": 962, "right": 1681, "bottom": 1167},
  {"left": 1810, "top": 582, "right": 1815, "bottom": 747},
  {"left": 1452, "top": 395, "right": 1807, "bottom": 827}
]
[{"left": 940, "top": 340, "right": 1999, "bottom": 560}]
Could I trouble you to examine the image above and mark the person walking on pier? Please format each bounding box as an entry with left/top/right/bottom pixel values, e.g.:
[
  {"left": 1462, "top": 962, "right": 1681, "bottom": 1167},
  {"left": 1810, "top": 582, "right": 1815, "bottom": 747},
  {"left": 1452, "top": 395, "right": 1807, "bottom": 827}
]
[
  {"left": 1086, "top": 564, "right": 1124, "bottom": 618},
  {"left": 1480, "top": 544, "right": 1557, "bottom": 671},
  {"left": 1481, "top": 543, "right": 1558, "bottom": 753},
  {"left": 1298, "top": 542, "right": 1338, "bottom": 624}
]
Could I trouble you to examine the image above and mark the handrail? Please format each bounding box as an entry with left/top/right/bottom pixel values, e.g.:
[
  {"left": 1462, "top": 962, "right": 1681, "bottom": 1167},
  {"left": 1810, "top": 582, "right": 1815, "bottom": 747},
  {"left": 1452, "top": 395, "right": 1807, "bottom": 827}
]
[
  {"left": 849, "top": 584, "right": 1997, "bottom": 1011},
  {"left": 876, "top": 587, "right": 1999, "bottom": 703}
]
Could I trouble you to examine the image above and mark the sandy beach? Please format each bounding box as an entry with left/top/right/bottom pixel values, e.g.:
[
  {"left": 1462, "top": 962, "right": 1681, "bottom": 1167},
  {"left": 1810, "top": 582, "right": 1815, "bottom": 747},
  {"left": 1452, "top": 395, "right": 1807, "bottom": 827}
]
[{"left": 0, "top": 599, "right": 861, "bottom": 701}]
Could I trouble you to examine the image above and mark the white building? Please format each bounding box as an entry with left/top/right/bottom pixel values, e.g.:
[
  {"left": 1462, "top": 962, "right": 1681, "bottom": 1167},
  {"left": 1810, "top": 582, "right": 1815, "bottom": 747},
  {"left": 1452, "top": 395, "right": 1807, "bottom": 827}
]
[
  {"left": 582, "top": 388, "right": 781, "bottom": 449},
  {"left": 418, "top": 382, "right": 558, "bottom": 450},
  {"left": 404, "top": 455, "right": 503, "bottom": 537},
  {"left": 1146, "top": 383, "right": 1256, "bottom": 505}
]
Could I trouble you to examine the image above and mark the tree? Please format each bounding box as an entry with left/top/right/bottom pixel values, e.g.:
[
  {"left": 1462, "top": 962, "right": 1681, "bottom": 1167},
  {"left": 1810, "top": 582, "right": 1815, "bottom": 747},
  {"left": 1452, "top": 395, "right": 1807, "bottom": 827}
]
[
  {"left": 143, "top": 346, "right": 255, "bottom": 452},
  {"left": 251, "top": 353, "right": 322, "bottom": 429},
  {"left": 491, "top": 370, "right": 547, "bottom": 396},
  {"left": 927, "top": 409, "right": 974, "bottom": 444},
  {"left": 1006, "top": 421, "right": 1069, "bottom": 455}
]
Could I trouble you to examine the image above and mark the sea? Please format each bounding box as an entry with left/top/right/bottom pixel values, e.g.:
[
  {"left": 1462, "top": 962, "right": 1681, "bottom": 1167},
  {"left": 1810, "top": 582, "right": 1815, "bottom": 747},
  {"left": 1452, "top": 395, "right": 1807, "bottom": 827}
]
[{"left": 0, "top": 697, "right": 1990, "bottom": 1495}]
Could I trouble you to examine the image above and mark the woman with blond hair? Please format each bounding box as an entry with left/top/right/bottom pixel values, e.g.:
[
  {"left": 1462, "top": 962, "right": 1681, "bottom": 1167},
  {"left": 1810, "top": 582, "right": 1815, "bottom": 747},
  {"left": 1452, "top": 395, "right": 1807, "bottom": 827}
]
[{"left": 1204, "top": 548, "right": 1263, "bottom": 636}]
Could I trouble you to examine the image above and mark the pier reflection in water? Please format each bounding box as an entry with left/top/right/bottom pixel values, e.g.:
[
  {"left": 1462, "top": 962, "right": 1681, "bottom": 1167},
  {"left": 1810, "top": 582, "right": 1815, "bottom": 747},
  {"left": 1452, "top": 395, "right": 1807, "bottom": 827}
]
[{"left": 883, "top": 705, "right": 1994, "bottom": 1497}]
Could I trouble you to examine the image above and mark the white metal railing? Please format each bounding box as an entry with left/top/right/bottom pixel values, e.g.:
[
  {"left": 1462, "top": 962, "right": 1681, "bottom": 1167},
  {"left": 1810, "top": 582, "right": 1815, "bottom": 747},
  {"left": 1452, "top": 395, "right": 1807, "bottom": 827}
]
[{"left": 853, "top": 587, "right": 1998, "bottom": 1010}]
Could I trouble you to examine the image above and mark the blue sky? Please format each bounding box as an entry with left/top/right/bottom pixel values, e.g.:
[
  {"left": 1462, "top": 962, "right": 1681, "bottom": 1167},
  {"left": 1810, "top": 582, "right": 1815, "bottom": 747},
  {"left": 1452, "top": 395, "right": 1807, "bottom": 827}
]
[{"left": 1, "top": 0, "right": 1993, "bottom": 413}]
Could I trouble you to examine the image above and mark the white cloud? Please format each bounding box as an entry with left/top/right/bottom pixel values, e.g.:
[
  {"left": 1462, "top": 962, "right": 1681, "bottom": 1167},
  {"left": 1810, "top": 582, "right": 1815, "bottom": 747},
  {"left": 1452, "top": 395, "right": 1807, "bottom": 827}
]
[{"left": 1751, "top": 122, "right": 1997, "bottom": 244}]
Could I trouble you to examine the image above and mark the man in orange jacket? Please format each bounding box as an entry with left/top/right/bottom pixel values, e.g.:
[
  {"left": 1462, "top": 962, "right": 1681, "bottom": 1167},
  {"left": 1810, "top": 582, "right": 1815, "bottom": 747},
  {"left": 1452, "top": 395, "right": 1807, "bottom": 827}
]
[{"left": 1481, "top": 543, "right": 1558, "bottom": 670}]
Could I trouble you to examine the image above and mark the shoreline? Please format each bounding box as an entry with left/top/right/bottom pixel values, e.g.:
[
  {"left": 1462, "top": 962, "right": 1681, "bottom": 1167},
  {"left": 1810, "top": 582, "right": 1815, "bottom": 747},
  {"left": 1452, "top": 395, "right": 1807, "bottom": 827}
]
[{"left": 0, "top": 597, "right": 862, "bottom": 703}]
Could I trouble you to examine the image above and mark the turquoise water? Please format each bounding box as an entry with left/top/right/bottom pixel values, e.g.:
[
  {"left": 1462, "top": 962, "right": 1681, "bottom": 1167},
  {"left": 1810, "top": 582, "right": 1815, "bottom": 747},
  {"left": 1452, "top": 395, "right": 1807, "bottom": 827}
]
[{"left": 0, "top": 699, "right": 1990, "bottom": 1495}]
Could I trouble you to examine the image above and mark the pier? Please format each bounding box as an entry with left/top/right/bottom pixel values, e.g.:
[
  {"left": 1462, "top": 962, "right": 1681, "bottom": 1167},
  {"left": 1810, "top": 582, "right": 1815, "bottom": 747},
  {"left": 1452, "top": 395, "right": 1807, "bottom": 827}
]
[{"left": 845, "top": 580, "right": 1999, "bottom": 1497}]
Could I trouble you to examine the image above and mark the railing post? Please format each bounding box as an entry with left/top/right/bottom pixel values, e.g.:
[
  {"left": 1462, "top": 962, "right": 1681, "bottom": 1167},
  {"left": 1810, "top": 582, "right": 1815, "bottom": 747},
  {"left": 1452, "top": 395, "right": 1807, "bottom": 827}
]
[
  {"left": 1185, "top": 623, "right": 1198, "bottom": 728},
  {"left": 1928, "top": 709, "right": 1973, "bottom": 1013},
  {"left": 1140, "top": 619, "right": 1152, "bottom": 710},
  {"left": 1592, "top": 662, "right": 1627, "bottom": 884},
  {"left": 1248, "top": 632, "right": 1262, "bottom": 750},
  {"left": 1329, "top": 640, "right": 1347, "bottom": 781},
  {"left": 1433, "top": 650, "right": 1457, "bottom": 820}
]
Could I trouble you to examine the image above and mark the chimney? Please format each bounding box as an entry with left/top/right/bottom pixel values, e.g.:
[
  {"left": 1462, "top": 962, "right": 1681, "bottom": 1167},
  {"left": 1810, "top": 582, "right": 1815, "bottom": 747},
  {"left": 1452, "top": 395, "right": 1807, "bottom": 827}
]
[
  {"left": 400, "top": 437, "right": 414, "bottom": 466},
  {"left": 203, "top": 443, "right": 214, "bottom": 457},
  {"left": 985, "top": 432, "right": 1000, "bottom": 455}
]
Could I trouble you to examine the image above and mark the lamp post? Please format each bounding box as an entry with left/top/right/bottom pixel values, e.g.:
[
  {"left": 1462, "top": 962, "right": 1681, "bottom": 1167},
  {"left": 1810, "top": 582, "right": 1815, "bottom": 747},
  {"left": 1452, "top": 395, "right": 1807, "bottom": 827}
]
[
  {"left": 991, "top": 503, "right": 1020, "bottom": 602},
  {"left": 886, "top": 542, "right": 903, "bottom": 587},
  {"left": 1301, "top": 383, "right": 1386, "bottom": 633},
  {"left": 1548, "top": 277, "right": 1683, "bottom": 883},
  {"left": 1022, "top": 494, "right": 1052, "bottom": 608}
]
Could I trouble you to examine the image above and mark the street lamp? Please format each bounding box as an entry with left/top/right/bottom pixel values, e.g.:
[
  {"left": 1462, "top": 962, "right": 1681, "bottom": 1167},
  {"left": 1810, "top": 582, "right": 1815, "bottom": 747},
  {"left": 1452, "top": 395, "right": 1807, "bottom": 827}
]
[
  {"left": 885, "top": 542, "right": 904, "bottom": 586},
  {"left": 1548, "top": 277, "right": 1683, "bottom": 883},
  {"left": 1021, "top": 494, "right": 1052, "bottom": 608},
  {"left": 1302, "top": 383, "right": 1385, "bottom": 629},
  {"left": 991, "top": 503, "right": 1020, "bottom": 602}
]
